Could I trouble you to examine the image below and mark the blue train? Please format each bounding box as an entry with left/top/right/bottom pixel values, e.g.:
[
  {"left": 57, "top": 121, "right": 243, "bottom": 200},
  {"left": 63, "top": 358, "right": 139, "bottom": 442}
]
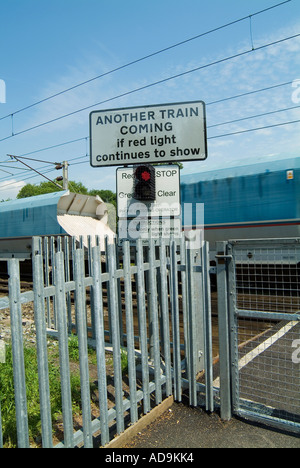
[
  {"left": 0, "top": 158, "right": 299, "bottom": 260},
  {"left": 0, "top": 191, "right": 115, "bottom": 258},
  {"left": 180, "top": 157, "right": 300, "bottom": 257}
]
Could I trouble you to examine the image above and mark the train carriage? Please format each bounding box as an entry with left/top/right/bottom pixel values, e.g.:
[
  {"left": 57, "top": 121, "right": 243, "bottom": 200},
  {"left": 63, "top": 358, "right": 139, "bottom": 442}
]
[
  {"left": 0, "top": 190, "right": 115, "bottom": 259},
  {"left": 181, "top": 157, "right": 300, "bottom": 260}
]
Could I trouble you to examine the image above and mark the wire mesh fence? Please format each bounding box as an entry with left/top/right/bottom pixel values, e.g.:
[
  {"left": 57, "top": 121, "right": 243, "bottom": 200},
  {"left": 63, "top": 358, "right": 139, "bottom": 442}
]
[{"left": 228, "top": 239, "right": 300, "bottom": 432}]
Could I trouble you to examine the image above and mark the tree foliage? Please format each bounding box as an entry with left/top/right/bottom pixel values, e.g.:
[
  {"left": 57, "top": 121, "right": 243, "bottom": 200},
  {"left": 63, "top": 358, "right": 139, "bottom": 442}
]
[
  {"left": 16, "top": 180, "right": 116, "bottom": 207},
  {"left": 17, "top": 180, "right": 85, "bottom": 198},
  {"left": 88, "top": 189, "right": 116, "bottom": 207}
]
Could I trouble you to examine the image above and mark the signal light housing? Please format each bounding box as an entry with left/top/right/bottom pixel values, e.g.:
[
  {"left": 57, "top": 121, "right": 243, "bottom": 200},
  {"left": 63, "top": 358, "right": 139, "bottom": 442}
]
[{"left": 134, "top": 165, "right": 156, "bottom": 201}]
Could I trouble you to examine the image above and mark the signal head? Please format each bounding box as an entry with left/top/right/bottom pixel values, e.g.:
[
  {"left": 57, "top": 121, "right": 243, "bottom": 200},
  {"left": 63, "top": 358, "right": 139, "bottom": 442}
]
[{"left": 134, "top": 164, "right": 156, "bottom": 201}]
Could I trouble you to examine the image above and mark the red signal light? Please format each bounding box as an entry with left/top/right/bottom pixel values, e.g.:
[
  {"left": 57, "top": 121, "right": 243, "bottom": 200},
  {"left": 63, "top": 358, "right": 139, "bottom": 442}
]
[
  {"left": 134, "top": 165, "right": 156, "bottom": 201},
  {"left": 141, "top": 170, "right": 151, "bottom": 182}
]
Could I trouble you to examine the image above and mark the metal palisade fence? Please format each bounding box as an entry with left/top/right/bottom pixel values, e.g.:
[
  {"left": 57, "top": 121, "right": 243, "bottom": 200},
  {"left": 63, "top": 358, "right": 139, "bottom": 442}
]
[{"left": 0, "top": 234, "right": 212, "bottom": 448}]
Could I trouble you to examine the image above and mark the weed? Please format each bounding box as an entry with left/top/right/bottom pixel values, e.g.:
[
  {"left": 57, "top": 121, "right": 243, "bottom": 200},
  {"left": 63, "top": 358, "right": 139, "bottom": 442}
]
[
  {"left": 0, "top": 338, "right": 96, "bottom": 448},
  {"left": 120, "top": 347, "right": 128, "bottom": 375},
  {"left": 0, "top": 345, "right": 62, "bottom": 447},
  {"left": 0, "top": 337, "right": 128, "bottom": 447}
]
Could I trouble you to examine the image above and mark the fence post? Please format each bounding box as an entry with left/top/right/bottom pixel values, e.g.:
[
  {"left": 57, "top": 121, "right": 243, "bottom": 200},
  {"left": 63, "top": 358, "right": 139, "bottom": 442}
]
[
  {"left": 73, "top": 247, "right": 93, "bottom": 448},
  {"left": 55, "top": 249, "right": 74, "bottom": 448},
  {"left": 43, "top": 237, "right": 51, "bottom": 327},
  {"left": 170, "top": 237, "right": 182, "bottom": 402},
  {"left": 32, "top": 237, "right": 53, "bottom": 448},
  {"left": 159, "top": 238, "right": 172, "bottom": 397},
  {"left": 186, "top": 243, "right": 198, "bottom": 407},
  {"left": 7, "top": 258, "right": 30, "bottom": 448},
  {"left": 50, "top": 237, "right": 57, "bottom": 330},
  {"left": 87, "top": 236, "right": 96, "bottom": 340},
  {"left": 63, "top": 236, "right": 72, "bottom": 334},
  {"left": 107, "top": 242, "right": 125, "bottom": 434},
  {"left": 191, "top": 231, "right": 205, "bottom": 376},
  {"left": 91, "top": 244, "right": 110, "bottom": 446},
  {"left": 202, "top": 241, "right": 214, "bottom": 412},
  {"left": 216, "top": 241, "right": 232, "bottom": 420},
  {"left": 122, "top": 241, "right": 138, "bottom": 424},
  {"left": 136, "top": 239, "right": 150, "bottom": 414},
  {"left": 148, "top": 238, "right": 162, "bottom": 405}
]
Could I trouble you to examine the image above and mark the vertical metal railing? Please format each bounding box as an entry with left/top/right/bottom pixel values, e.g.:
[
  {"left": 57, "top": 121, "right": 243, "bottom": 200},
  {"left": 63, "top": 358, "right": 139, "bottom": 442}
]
[
  {"left": 0, "top": 234, "right": 212, "bottom": 448},
  {"left": 215, "top": 242, "right": 233, "bottom": 421},
  {"left": 91, "top": 243, "right": 110, "bottom": 446},
  {"left": 122, "top": 240, "right": 138, "bottom": 426},
  {"left": 32, "top": 237, "right": 53, "bottom": 448},
  {"left": 54, "top": 248, "right": 74, "bottom": 448},
  {"left": 7, "top": 259, "right": 29, "bottom": 448}
]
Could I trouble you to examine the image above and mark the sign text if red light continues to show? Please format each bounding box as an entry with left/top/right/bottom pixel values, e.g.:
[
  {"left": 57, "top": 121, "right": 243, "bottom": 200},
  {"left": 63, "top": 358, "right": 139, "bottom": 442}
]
[{"left": 89, "top": 101, "right": 207, "bottom": 167}]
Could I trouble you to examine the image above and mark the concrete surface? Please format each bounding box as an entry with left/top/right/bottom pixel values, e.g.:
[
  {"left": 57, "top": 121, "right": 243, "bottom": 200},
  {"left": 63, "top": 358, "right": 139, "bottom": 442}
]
[{"left": 124, "top": 399, "right": 300, "bottom": 449}]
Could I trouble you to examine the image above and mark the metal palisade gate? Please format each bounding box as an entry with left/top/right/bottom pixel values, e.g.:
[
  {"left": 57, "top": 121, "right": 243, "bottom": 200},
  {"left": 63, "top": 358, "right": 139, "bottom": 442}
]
[
  {"left": 0, "top": 233, "right": 212, "bottom": 448},
  {"left": 216, "top": 239, "right": 300, "bottom": 433}
]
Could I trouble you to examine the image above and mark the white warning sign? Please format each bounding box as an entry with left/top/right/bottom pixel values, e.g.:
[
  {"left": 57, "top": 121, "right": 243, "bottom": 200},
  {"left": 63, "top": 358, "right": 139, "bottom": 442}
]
[{"left": 90, "top": 100, "right": 207, "bottom": 167}]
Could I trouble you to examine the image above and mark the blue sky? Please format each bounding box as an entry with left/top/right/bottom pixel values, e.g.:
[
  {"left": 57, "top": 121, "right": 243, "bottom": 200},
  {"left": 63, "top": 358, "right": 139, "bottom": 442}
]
[{"left": 0, "top": 0, "right": 299, "bottom": 199}]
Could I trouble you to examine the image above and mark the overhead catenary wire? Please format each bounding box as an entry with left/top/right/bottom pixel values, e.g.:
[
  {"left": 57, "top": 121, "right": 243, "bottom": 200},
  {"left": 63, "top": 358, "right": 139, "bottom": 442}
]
[
  {"left": 18, "top": 137, "right": 88, "bottom": 158},
  {"left": 0, "top": 0, "right": 292, "bottom": 124},
  {"left": 8, "top": 154, "right": 63, "bottom": 189},
  {"left": 66, "top": 118, "right": 300, "bottom": 148},
  {"left": 3, "top": 79, "right": 296, "bottom": 162},
  {"left": 0, "top": 163, "right": 55, "bottom": 183},
  {"left": 206, "top": 80, "right": 294, "bottom": 106},
  {"left": 208, "top": 104, "right": 300, "bottom": 128},
  {"left": 5, "top": 155, "right": 60, "bottom": 165},
  {"left": 208, "top": 118, "right": 300, "bottom": 139},
  {"left": 0, "top": 151, "right": 84, "bottom": 185},
  {"left": 0, "top": 153, "right": 83, "bottom": 183},
  {"left": 0, "top": 0, "right": 296, "bottom": 196},
  {"left": 0, "top": 79, "right": 292, "bottom": 162},
  {"left": 0, "top": 98, "right": 299, "bottom": 183},
  {"left": 0, "top": 4, "right": 298, "bottom": 188},
  {"left": 249, "top": 15, "right": 255, "bottom": 50},
  {"left": 0, "top": 166, "right": 58, "bottom": 192},
  {"left": 0, "top": 164, "right": 31, "bottom": 172},
  {"left": 1, "top": 115, "right": 299, "bottom": 190},
  {"left": 0, "top": 32, "right": 299, "bottom": 144}
]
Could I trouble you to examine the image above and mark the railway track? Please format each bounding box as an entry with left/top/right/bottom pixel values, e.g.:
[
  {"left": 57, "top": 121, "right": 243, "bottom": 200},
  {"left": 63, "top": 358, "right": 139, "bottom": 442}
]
[
  {"left": 0, "top": 278, "right": 33, "bottom": 295},
  {"left": 1, "top": 273, "right": 296, "bottom": 361}
]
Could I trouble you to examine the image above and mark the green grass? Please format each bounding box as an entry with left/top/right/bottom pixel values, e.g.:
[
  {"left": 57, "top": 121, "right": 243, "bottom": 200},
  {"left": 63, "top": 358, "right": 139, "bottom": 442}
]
[
  {"left": 0, "top": 336, "right": 97, "bottom": 448},
  {"left": 0, "top": 336, "right": 129, "bottom": 447},
  {"left": 120, "top": 347, "right": 128, "bottom": 375}
]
